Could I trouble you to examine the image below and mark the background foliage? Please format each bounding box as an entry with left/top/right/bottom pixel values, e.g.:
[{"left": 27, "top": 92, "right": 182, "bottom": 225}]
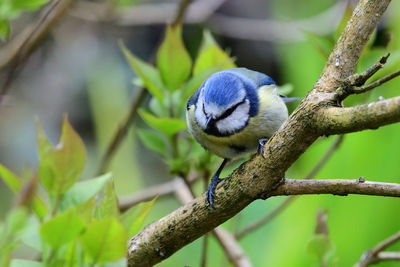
[{"left": 0, "top": 0, "right": 400, "bottom": 266}]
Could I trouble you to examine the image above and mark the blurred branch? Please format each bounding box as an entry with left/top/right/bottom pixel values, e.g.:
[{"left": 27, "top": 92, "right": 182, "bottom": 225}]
[
  {"left": 209, "top": 1, "right": 346, "bottom": 42},
  {"left": 69, "top": 0, "right": 227, "bottom": 25},
  {"left": 201, "top": 172, "right": 210, "bottom": 267},
  {"left": 69, "top": 1, "right": 345, "bottom": 42},
  {"left": 172, "top": 0, "right": 193, "bottom": 27},
  {"left": 127, "top": 1, "right": 394, "bottom": 266},
  {"left": 235, "top": 197, "right": 292, "bottom": 240},
  {"left": 355, "top": 231, "right": 400, "bottom": 267},
  {"left": 118, "top": 160, "right": 239, "bottom": 211},
  {"left": 97, "top": 87, "right": 146, "bottom": 175},
  {"left": 119, "top": 176, "right": 181, "bottom": 212},
  {"left": 0, "top": 0, "right": 75, "bottom": 95},
  {"left": 235, "top": 135, "right": 344, "bottom": 239},
  {"left": 269, "top": 178, "right": 400, "bottom": 197},
  {"left": 213, "top": 228, "right": 252, "bottom": 267}
]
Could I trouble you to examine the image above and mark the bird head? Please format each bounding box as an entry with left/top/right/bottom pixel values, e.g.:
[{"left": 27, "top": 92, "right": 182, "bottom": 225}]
[{"left": 194, "top": 72, "right": 254, "bottom": 136}]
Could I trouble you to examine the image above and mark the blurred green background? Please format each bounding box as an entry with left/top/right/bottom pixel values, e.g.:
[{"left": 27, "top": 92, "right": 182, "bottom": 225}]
[{"left": 1, "top": 0, "right": 400, "bottom": 266}]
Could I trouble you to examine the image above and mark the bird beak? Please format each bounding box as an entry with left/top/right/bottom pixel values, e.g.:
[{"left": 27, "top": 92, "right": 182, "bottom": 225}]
[{"left": 206, "top": 116, "right": 213, "bottom": 128}]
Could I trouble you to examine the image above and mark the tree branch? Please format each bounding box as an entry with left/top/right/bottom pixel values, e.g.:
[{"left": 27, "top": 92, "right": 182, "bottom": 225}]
[
  {"left": 235, "top": 136, "right": 343, "bottom": 239},
  {"left": 127, "top": 1, "right": 392, "bottom": 266},
  {"left": 355, "top": 231, "right": 400, "bottom": 267},
  {"left": 269, "top": 178, "right": 400, "bottom": 198},
  {"left": 174, "top": 177, "right": 252, "bottom": 267},
  {"left": 315, "top": 96, "right": 400, "bottom": 135}
]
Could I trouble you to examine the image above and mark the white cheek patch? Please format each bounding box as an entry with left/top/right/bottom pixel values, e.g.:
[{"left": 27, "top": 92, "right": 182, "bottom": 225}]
[
  {"left": 216, "top": 101, "right": 250, "bottom": 134},
  {"left": 194, "top": 90, "right": 207, "bottom": 129},
  {"left": 205, "top": 102, "right": 223, "bottom": 118}
]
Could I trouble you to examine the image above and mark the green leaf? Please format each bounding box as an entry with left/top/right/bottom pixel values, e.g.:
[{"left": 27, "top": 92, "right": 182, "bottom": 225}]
[
  {"left": 139, "top": 109, "right": 187, "bottom": 137},
  {"left": 137, "top": 129, "right": 166, "bottom": 157},
  {"left": 94, "top": 179, "right": 119, "bottom": 219},
  {"left": 0, "top": 20, "right": 10, "bottom": 41},
  {"left": 31, "top": 197, "right": 47, "bottom": 220},
  {"left": 80, "top": 217, "right": 127, "bottom": 264},
  {"left": 12, "top": 0, "right": 49, "bottom": 10},
  {"left": 38, "top": 115, "right": 86, "bottom": 195},
  {"left": 0, "top": 165, "right": 47, "bottom": 219},
  {"left": 167, "top": 158, "right": 190, "bottom": 176},
  {"left": 35, "top": 118, "right": 53, "bottom": 159},
  {"left": 7, "top": 208, "right": 28, "bottom": 235},
  {"left": 193, "top": 30, "right": 236, "bottom": 75},
  {"left": 59, "top": 173, "right": 112, "bottom": 212},
  {"left": 10, "top": 259, "right": 42, "bottom": 267},
  {"left": 303, "top": 31, "right": 334, "bottom": 59},
  {"left": 306, "top": 234, "right": 333, "bottom": 261},
  {"left": 120, "top": 196, "right": 158, "bottom": 236},
  {"left": 21, "top": 215, "right": 42, "bottom": 252},
  {"left": 149, "top": 96, "right": 168, "bottom": 117},
  {"left": 0, "top": 164, "right": 22, "bottom": 193},
  {"left": 157, "top": 24, "right": 192, "bottom": 91},
  {"left": 277, "top": 84, "right": 294, "bottom": 96},
  {"left": 40, "top": 209, "right": 84, "bottom": 249},
  {"left": 75, "top": 197, "right": 97, "bottom": 224},
  {"left": 120, "top": 41, "right": 165, "bottom": 103}
]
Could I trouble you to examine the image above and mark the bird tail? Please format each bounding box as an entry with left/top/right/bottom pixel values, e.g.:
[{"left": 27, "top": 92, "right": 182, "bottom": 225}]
[{"left": 280, "top": 96, "right": 301, "bottom": 103}]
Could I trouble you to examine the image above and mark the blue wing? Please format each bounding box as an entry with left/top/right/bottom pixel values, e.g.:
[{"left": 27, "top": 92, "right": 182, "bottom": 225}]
[
  {"left": 226, "top": 68, "right": 300, "bottom": 103},
  {"left": 221, "top": 68, "right": 276, "bottom": 88}
]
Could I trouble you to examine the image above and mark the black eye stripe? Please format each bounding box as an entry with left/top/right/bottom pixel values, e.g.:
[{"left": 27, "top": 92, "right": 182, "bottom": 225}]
[
  {"left": 217, "top": 99, "right": 246, "bottom": 121},
  {"left": 202, "top": 102, "right": 208, "bottom": 117}
]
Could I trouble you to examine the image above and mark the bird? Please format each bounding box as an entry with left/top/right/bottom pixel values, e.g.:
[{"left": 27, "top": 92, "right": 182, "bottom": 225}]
[{"left": 186, "top": 68, "right": 299, "bottom": 208}]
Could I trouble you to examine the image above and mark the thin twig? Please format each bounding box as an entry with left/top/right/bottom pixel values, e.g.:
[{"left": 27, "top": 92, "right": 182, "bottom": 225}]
[
  {"left": 354, "top": 231, "right": 400, "bottom": 267},
  {"left": 201, "top": 171, "right": 210, "bottom": 267},
  {"left": 375, "top": 252, "right": 400, "bottom": 262},
  {"left": 235, "top": 136, "right": 343, "bottom": 239},
  {"left": 201, "top": 234, "right": 208, "bottom": 267},
  {"left": 353, "top": 69, "right": 400, "bottom": 94},
  {"left": 118, "top": 171, "right": 201, "bottom": 210},
  {"left": 97, "top": 87, "right": 146, "bottom": 175},
  {"left": 235, "top": 197, "right": 293, "bottom": 239},
  {"left": 348, "top": 54, "right": 389, "bottom": 86},
  {"left": 269, "top": 178, "right": 400, "bottom": 197},
  {"left": 118, "top": 177, "right": 182, "bottom": 212},
  {"left": 0, "top": 0, "right": 75, "bottom": 95},
  {"left": 172, "top": 0, "right": 192, "bottom": 27}
]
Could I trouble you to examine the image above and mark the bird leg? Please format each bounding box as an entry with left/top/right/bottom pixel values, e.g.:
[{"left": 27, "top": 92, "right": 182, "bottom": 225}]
[
  {"left": 206, "top": 158, "right": 228, "bottom": 209},
  {"left": 257, "top": 137, "right": 269, "bottom": 158}
]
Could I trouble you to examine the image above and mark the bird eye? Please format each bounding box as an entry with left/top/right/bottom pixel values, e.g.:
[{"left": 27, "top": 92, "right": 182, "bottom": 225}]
[{"left": 202, "top": 103, "right": 208, "bottom": 117}]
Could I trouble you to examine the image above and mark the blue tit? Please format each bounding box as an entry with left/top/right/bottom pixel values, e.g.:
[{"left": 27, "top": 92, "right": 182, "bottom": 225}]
[{"left": 186, "top": 67, "right": 299, "bottom": 208}]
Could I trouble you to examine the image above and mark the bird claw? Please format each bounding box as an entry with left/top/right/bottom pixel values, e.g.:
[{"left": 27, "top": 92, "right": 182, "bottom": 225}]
[
  {"left": 257, "top": 138, "right": 269, "bottom": 158},
  {"left": 206, "top": 177, "right": 223, "bottom": 209}
]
